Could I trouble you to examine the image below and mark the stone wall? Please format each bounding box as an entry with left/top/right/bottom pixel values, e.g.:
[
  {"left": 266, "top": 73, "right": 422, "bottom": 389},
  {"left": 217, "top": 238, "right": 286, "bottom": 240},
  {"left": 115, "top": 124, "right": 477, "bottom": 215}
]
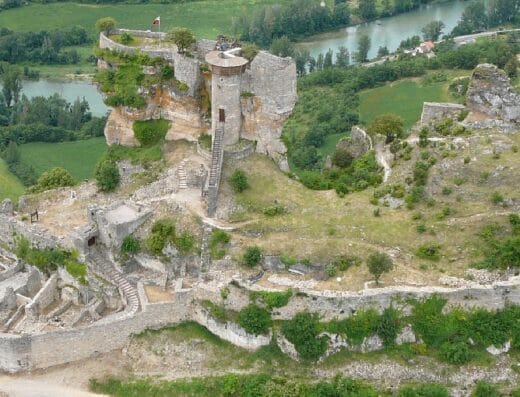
[
  {"left": 0, "top": 215, "right": 59, "bottom": 250},
  {"left": 420, "top": 102, "right": 466, "bottom": 124},
  {"left": 25, "top": 273, "right": 58, "bottom": 319}
]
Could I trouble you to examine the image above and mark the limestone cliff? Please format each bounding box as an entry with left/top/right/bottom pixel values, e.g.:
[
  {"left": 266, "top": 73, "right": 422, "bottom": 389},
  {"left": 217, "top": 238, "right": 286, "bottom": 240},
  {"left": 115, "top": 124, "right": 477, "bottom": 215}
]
[
  {"left": 104, "top": 86, "right": 208, "bottom": 146},
  {"left": 466, "top": 63, "right": 520, "bottom": 122}
]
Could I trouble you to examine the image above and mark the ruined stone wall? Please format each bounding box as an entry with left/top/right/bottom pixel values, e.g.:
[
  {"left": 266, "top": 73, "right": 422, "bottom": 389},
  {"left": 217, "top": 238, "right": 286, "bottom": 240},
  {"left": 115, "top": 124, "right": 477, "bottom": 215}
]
[
  {"left": 25, "top": 274, "right": 58, "bottom": 319},
  {"left": 0, "top": 215, "right": 59, "bottom": 250},
  {"left": 240, "top": 52, "right": 297, "bottom": 172},
  {"left": 420, "top": 102, "right": 466, "bottom": 124},
  {"left": 0, "top": 333, "right": 30, "bottom": 372}
]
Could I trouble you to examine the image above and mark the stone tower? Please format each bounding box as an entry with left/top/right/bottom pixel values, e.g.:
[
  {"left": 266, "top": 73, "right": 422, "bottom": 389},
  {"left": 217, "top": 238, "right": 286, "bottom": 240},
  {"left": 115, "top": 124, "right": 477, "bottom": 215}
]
[{"left": 205, "top": 49, "right": 249, "bottom": 146}]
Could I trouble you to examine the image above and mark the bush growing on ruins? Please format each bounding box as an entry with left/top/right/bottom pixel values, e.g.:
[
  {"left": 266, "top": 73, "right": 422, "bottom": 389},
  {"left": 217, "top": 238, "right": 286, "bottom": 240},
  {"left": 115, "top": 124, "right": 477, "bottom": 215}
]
[
  {"left": 250, "top": 289, "right": 292, "bottom": 309},
  {"left": 209, "top": 229, "right": 231, "bottom": 260},
  {"left": 174, "top": 231, "right": 196, "bottom": 255},
  {"left": 96, "top": 17, "right": 116, "bottom": 35},
  {"left": 327, "top": 308, "right": 379, "bottom": 346},
  {"left": 133, "top": 119, "right": 169, "bottom": 147},
  {"left": 376, "top": 307, "right": 401, "bottom": 347},
  {"left": 282, "top": 311, "right": 327, "bottom": 361},
  {"left": 147, "top": 219, "right": 176, "bottom": 255},
  {"left": 241, "top": 43, "right": 260, "bottom": 61},
  {"left": 229, "top": 169, "right": 249, "bottom": 193},
  {"left": 366, "top": 252, "right": 394, "bottom": 285},
  {"left": 270, "top": 36, "right": 294, "bottom": 58},
  {"left": 121, "top": 235, "right": 140, "bottom": 255},
  {"left": 439, "top": 340, "right": 472, "bottom": 364},
  {"left": 119, "top": 32, "right": 133, "bottom": 45},
  {"left": 95, "top": 160, "right": 120, "bottom": 192},
  {"left": 32, "top": 167, "right": 75, "bottom": 193},
  {"left": 238, "top": 304, "right": 272, "bottom": 335},
  {"left": 168, "top": 27, "right": 195, "bottom": 54},
  {"left": 243, "top": 246, "right": 262, "bottom": 267}
]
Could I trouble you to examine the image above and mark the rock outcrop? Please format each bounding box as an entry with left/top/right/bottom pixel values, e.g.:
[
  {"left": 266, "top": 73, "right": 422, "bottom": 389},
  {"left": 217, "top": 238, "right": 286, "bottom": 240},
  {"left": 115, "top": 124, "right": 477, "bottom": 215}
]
[
  {"left": 334, "top": 126, "right": 372, "bottom": 160},
  {"left": 466, "top": 63, "right": 520, "bottom": 122},
  {"left": 104, "top": 87, "right": 207, "bottom": 146}
]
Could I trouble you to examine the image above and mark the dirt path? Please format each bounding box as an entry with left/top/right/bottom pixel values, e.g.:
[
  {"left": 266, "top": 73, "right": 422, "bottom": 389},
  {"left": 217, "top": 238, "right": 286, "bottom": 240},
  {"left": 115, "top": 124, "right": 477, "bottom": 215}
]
[{"left": 0, "top": 377, "right": 106, "bottom": 397}]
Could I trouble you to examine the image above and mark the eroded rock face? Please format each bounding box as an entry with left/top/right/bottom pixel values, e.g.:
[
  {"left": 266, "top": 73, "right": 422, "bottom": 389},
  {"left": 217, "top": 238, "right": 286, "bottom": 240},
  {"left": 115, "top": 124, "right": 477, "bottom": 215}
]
[
  {"left": 466, "top": 63, "right": 520, "bottom": 122},
  {"left": 104, "top": 87, "right": 207, "bottom": 147},
  {"left": 335, "top": 126, "right": 372, "bottom": 160}
]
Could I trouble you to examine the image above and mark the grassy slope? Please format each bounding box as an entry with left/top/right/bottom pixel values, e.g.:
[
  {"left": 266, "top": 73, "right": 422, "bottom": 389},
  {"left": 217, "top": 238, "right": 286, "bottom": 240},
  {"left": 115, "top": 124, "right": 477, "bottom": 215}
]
[
  {"left": 18, "top": 137, "right": 107, "bottom": 181},
  {"left": 358, "top": 77, "right": 464, "bottom": 130},
  {"left": 0, "top": 0, "right": 292, "bottom": 39},
  {"left": 221, "top": 120, "right": 520, "bottom": 289},
  {"left": 0, "top": 158, "right": 25, "bottom": 202}
]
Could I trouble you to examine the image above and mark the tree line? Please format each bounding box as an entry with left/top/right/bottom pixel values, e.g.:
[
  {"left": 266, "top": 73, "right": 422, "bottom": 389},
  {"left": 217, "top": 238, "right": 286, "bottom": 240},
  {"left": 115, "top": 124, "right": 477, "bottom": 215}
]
[{"left": 0, "top": 26, "right": 92, "bottom": 65}]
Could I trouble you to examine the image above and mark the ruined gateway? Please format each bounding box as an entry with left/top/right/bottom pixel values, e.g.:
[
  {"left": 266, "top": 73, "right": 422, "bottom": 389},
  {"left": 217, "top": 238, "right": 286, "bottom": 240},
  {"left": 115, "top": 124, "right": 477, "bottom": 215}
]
[{"left": 1, "top": 30, "right": 520, "bottom": 389}]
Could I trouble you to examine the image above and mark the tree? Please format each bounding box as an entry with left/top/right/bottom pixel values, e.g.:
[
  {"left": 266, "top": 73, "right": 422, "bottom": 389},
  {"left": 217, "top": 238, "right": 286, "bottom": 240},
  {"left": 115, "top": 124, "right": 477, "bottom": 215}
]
[
  {"left": 335, "top": 45, "right": 349, "bottom": 67},
  {"left": 505, "top": 57, "right": 519, "bottom": 78},
  {"left": 167, "top": 27, "right": 195, "bottom": 54},
  {"left": 367, "top": 252, "right": 394, "bottom": 285},
  {"left": 35, "top": 167, "right": 75, "bottom": 191},
  {"left": 229, "top": 169, "right": 249, "bottom": 193},
  {"left": 294, "top": 49, "right": 310, "bottom": 76},
  {"left": 1, "top": 64, "right": 21, "bottom": 107},
  {"left": 95, "top": 17, "right": 116, "bottom": 35},
  {"left": 243, "top": 246, "right": 262, "bottom": 267},
  {"left": 331, "top": 147, "right": 353, "bottom": 168},
  {"left": 451, "top": 1, "right": 488, "bottom": 36},
  {"left": 95, "top": 160, "right": 120, "bottom": 192},
  {"left": 354, "top": 34, "right": 371, "bottom": 63},
  {"left": 377, "top": 46, "right": 389, "bottom": 57},
  {"left": 270, "top": 36, "right": 294, "bottom": 58},
  {"left": 358, "top": 0, "right": 377, "bottom": 20},
  {"left": 323, "top": 49, "right": 333, "bottom": 69},
  {"left": 366, "top": 114, "right": 404, "bottom": 143},
  {"left": 421, "top": 20, "right": 445, "bottom": 41},
  {"left": 238, "top": 305, "right": 272, "bottom": 335}
]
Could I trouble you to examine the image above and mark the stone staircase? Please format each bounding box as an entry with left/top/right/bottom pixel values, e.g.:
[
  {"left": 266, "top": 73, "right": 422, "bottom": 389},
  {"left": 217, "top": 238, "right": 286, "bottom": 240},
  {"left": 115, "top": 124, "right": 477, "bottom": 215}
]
[
  {"left": 177, "top": 159, "right": 188, "bottom": 189},
  {"left": 87, "top": 249, "right": 139, "bottom": 317},
  {"left": 206, "top": 126, "right": 225, "bottom": 217}
]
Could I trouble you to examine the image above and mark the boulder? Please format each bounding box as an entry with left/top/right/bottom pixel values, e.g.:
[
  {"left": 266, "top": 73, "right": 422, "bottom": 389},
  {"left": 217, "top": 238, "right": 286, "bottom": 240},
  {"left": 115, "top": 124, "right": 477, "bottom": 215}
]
[
  {"left": 0, "top": 199, "right": 14, "bottom": 216},
  {"left": 335, "top": 126, "right": 372, "bottom": 160}
]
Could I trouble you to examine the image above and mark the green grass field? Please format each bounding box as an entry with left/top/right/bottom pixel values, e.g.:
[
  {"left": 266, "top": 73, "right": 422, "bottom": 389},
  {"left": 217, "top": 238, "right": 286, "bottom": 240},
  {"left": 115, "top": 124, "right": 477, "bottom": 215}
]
[
  {"left": 358, "top": 77, "right": 464, "bottom": 130},
  {"left": 18, "top": 137, "right": 107, "bottom": 182},
  {"left": 0, "top": 0, "right": 292, "bottom": 39},
  {"left": 0, "top": 158, "right": 25, "bottom": 202}
]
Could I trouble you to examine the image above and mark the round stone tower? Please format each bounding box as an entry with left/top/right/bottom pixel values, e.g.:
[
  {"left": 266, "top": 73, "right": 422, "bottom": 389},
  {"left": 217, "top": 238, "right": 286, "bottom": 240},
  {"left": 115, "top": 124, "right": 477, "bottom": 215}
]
[{"left": 205, "top": 50, "right": 248, "bottom": 146}]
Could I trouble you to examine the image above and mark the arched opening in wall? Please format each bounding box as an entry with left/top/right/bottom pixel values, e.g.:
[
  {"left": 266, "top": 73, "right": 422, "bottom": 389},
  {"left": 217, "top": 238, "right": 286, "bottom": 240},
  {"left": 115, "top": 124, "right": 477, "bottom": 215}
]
[
  {"left": 219, "top": 109, "right": 225, "bottom": 122},
  {"left": 87, "top": 236, "right": 96, "bottom": 247}
]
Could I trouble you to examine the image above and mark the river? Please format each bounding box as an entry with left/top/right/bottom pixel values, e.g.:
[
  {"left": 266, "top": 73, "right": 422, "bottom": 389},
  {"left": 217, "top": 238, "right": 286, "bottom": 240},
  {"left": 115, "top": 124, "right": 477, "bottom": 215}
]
[
  {"left": 299, "top": 0, "right": 474, "bottom": 60},
  {"left": 19, "top": 80, "right": 108, "bottom": 117},
  {"left": 20, "top": 0, "right": 473, "bottom": 111}
]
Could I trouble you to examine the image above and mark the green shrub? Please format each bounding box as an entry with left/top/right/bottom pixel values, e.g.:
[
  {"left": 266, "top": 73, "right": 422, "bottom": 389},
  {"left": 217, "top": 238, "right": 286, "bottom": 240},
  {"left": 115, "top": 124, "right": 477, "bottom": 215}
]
[
  {"left": 243, "top": 246, "right": 262, "bottom": 267},
  {"left": 250, "top": 289, "right": 292, "bottom": 309},
  {"left": 32, "top": 167, "right": 75, "bottom": 192},
  {"left": 398, "top": 384, "right": 450, "bottom": 397},
  {"left": 325, "top": 263, "right": 338, "bottom": 278},
  {"left": 491, "top": 191, "right": 504, "bottom": 205},
  {"left": 416, "top": 223, "right": 427, "bottom": 233},
  {"left": 95, "top": 160, "right": 120, "bottom": 192},
  {"left": 119, "top": 32, "right": 133, "bottom": 45},
  {"left": 220, "top": 287, "right": 229, "bottom": 300},
  {"left": 282, "top": 312, "right": 327, "bottom": 361},
  {"left": 121, "top": 235, "right": 140, "bottom": 255},
  {"left": 198, "top": 133, "right": 212, "bottom": 150},
  {"left": 366, "top": 252, "right": 394, "bottom": 285},
  {"left": 441, "top": 186, "right": 452, "bottom": 195},
  {"left": 229, "top": 169, "right": 249, "bottom": 193},
  {"left": 65, "top": 259, "right": 87, "bottom": 285},
  {"left": 209, "top": 229, "right": 231, "bottom": 260},
  {"left": 335, "top": 254, "right": 362, "bottom": 271},
  {"left": 376, "top": 307, "right": 401, "bottom": 347},
  {"left": 416, "top": 243, "right": 441, "bottom": 261},
  {"left": 238, "top": 304, "right": 272, "bottom": 335},
  {"left": 133, "top": 119, "right": 169, "bottom": 147},
  {"left": 471, "top": 381, "right": 501, "bottom": 397},
  {"left": 439, "top": 340, "right": 472, "bottom": 364},
  {"left": 147, "top": 219, "right": 176, "bottom": 255},
  {"left": 262, "top": 205, "right": 287, "bottom": 217},
  {"left": 328, "top": 309, "right": 379, "bottom": 346},
  {"left": 175, "top": 231, "right": 196, "bottom": 255}
]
